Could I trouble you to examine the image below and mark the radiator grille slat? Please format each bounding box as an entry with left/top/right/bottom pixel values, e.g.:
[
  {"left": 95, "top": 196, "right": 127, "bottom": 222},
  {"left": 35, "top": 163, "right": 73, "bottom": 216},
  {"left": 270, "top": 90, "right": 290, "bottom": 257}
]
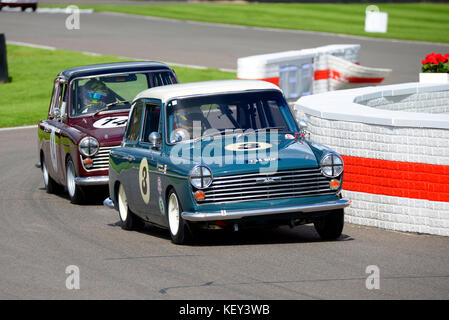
[
  {"left": 87, "top": 146, "right": 118, "bottom": 171},
  {"left": 198, "top": 168, "right": 334, "bottom": 204}
]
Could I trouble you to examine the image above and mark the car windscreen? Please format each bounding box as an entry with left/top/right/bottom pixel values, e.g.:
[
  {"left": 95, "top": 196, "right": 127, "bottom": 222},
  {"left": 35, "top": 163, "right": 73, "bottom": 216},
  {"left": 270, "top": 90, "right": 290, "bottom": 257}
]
[
  {"left": 166, "top": 90, "right": 295, "bottom": 143},
  {"left": 70, "top": 71, "right": 175, "bottom": 118}
]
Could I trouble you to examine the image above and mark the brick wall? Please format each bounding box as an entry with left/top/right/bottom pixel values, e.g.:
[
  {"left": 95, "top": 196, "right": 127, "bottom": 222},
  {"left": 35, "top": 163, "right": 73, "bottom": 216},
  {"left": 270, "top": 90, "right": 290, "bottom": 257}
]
[{"left": 295, "top": 82, "right": 449, "bottom": 236}]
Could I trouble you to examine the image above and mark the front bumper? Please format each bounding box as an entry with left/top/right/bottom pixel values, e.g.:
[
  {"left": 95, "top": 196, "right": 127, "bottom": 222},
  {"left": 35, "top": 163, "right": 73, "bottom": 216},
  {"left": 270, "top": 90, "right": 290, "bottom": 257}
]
[
  {"left": 182, "top": 198, "right": 351, "bottom": 222},
  {"left": 74, "top": 176, "right": 109, "bottom": 186}
]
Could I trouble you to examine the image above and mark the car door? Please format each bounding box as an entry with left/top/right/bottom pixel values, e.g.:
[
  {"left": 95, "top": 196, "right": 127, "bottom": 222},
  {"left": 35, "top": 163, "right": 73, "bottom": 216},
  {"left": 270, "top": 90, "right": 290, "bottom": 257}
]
[
  {"left": 134, "top": 100, "right": 164, "bottom": 225},
  {"left": 119, "top": 101, "right": 145, "bottom": 216},
  {"left": 41, "top": 78, "right": 65, "bottom": 184}
]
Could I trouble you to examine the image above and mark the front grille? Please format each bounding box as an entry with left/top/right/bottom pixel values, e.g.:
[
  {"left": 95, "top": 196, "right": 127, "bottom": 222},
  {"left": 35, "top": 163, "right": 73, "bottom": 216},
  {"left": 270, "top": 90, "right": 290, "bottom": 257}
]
[
  {"left": 87, "top": 146, "right": 118, "bottom": 171},
  {"left": 199, "top": 168, "right": 334, "bottom": 204}
]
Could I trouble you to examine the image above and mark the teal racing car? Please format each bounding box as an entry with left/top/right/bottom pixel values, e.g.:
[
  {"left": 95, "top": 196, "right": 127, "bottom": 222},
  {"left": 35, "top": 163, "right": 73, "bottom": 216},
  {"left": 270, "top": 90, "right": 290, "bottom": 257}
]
[{"left": 104, "top": 80, "right": 351, "bottom": 244}]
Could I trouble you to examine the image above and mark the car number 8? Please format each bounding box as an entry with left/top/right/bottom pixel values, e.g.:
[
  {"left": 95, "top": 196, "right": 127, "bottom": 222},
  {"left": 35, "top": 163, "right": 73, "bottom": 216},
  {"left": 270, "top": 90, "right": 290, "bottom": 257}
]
[{"left": 139, "top": 158, "right": 150, "bottom": 204}]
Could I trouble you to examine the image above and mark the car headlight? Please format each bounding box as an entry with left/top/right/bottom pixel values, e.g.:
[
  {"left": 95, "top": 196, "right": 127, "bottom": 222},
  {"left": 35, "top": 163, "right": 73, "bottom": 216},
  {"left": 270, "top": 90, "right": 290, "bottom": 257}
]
[
  {"left": 79, "top": 136, "right": 99, "bottom": 157},
  {"left": 189, "top": 165, "right": 213, "bottom": 189},
  {"left": 321, "top": 153, "right": 343, "bottom": 178}
]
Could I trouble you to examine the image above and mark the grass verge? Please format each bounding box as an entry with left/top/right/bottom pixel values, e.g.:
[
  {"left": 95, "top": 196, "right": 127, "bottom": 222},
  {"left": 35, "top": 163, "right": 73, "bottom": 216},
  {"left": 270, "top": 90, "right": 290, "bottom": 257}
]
[
  {"left": 53, "top": 3, "right": 449, "bottom": 44},
  {"left": 0, "top": 44, "right": 235, "bottom": 128}
]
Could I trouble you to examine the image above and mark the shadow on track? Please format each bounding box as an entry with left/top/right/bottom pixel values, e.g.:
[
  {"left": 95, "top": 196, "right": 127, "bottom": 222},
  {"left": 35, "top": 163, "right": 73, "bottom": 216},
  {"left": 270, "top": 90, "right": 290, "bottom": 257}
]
[{"left": 108, "top": 219, "right": 354, "bottom": 247}]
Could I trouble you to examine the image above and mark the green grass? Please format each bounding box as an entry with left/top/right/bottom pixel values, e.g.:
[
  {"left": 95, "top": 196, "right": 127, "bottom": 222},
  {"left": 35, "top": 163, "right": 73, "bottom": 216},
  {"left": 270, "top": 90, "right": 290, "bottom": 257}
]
[
  {"left": 0, "top": 45, "right": 235, "bottom": 128},
  {"left": 61, "top": 3, "right": 449, "bottom": 44}
]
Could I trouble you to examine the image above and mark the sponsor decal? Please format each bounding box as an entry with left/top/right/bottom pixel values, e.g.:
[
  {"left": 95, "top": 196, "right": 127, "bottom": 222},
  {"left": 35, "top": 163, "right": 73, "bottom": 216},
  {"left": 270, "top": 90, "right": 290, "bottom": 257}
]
[
  {"left": 157, "top": 176, "right": 162, "bottom": 196},
  {"left": 139, "top": 158, "right": 150, "bottom": 204},
  {"left": 285, "top": 134, "right": 295, "bottom": 140},
  {"left": 221, "top": 210, "right": 227, "bottom": 216},
  {"left": 248, "top": 157, "right": 278, "bottom": 164},
  {"left": 225, "top": 142, "right": 272, "bottom": 152},
  {"left": 93, "top": 116, "right": 128, "bottom": 129},
  {"left": 159, "top": 196, "right": 165, "bottom": 215}
]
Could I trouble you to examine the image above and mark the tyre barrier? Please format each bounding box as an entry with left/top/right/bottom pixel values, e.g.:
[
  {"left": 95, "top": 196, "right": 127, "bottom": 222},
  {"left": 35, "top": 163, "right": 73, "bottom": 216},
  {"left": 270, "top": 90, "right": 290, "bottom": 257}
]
[{"left": 294, "top": 82, "right": 449, "bottom": 237}]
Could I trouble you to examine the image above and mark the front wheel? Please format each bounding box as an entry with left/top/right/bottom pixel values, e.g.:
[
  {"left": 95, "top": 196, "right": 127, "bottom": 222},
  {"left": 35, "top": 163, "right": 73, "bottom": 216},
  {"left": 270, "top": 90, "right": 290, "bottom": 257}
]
[
  {"left": 117, "top": 183, "right": 145, "bottom": 231},
  {"left": 66, "top": 157, "right": 85, "bottom": 204},
  {"left": 167, "top": 190, "right": 191, "bottom": 245},
  {"left": 313, "top": 209, "right": 344, "bottom": 240}
]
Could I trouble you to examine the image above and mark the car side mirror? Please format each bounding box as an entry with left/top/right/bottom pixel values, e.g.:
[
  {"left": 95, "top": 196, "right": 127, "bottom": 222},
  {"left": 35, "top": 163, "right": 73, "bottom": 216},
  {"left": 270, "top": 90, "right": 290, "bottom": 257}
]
[
  {"left": 148, "top": 132, "right": 161, "bottom": 148},
  {"left": 53, "top": 108, "right": 61, "bottom": 119}
]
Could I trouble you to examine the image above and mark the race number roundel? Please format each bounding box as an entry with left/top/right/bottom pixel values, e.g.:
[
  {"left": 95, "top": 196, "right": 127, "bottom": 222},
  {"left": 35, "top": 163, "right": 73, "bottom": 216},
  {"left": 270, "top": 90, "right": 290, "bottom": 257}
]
[
  {"left": 139, "top": 157, "right": 150, "bottom": 204},
  {"left": 93, "top": 116, "right": 128, "bottom": 129},
  {"left": 225, "top": 142, "right": 272, "bottom": 152}
]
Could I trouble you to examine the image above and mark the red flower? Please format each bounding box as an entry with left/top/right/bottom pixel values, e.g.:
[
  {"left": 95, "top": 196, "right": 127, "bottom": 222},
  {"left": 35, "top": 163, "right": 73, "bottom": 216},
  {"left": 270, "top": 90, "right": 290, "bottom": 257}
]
[
  {"left": 427, "top": 55, "right": 439, "bottom": 65},
  {"left": 435, "top": 53, "right": 447, "bottom": 63}
]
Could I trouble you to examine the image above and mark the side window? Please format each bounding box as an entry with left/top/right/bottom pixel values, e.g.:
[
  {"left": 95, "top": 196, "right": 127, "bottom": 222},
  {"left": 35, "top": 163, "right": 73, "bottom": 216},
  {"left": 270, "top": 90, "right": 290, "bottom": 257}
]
[
  {"left": 142, "top": 102, "right": 161, "bottom": 143},
  {"left": 49, "top": 80, "right": 66, "bottom": 119},
  {"left": 49, "top": 81, "right": 59, "bottom": 117},
  {"left": 60, "top": 83, "right": 68, "bottom": 118},
  {"left": 125, "top": 102, "right": 144, "bottom": 142}
]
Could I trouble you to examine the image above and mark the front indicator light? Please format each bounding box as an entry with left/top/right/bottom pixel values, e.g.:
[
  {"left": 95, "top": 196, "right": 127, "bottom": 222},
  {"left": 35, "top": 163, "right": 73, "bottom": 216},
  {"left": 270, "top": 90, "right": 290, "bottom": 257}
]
[
  {"left": 83, "top": 158, "right": 93, "bottom": 169},
  {"left": 329, "top": 179, "right": 341, "bottom": 190},
  {"left": 194, "top": 190, "right": 205, "bottom": 201}
]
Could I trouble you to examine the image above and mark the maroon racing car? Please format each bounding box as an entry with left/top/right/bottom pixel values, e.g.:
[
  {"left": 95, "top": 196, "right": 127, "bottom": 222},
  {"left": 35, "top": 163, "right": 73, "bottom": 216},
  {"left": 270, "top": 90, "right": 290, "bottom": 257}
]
[
  {"left": 0, "top": 0, "right": 38, "bottom": 11},
  {"left": 36, "top": 61, "right": 178, "bottom": 203}
]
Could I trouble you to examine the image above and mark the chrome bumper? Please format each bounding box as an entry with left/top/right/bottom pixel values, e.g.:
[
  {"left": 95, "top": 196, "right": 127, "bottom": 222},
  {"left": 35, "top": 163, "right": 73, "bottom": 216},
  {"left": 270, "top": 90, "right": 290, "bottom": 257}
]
[
  {"left": 74, "top": 176, "right": 109, "bottom": 186},
  {"left": 182, "top": 198, "right": 351, "bottom": 222},
  {"left": 103, "top": 197, "right": 115, "bottom": 209}
]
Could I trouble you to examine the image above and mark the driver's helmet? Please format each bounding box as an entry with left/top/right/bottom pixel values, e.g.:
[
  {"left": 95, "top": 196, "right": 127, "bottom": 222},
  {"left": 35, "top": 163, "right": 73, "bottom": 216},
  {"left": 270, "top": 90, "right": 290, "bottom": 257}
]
[
  {"left": 81, "top": 79, "right": 109, "bottom": 106},
  {"left": 174, "top": 107, "right": 205, "bottom": 137}
]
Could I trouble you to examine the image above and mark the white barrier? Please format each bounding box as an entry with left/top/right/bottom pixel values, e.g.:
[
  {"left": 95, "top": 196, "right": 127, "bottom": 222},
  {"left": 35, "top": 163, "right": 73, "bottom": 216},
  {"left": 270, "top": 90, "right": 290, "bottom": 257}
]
[
  {"left": 237, "top": 44, "right": 391, "bottom": 99},
  {"left": 294, "top": 82, "right": 449, "bottom": 237}
]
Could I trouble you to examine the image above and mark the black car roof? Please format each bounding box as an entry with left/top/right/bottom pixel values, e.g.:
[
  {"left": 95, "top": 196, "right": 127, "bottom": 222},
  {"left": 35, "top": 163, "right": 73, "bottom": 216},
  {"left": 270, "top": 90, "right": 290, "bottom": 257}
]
[{"left": 59, "top": 61, "right": 173, "bottom": 81}]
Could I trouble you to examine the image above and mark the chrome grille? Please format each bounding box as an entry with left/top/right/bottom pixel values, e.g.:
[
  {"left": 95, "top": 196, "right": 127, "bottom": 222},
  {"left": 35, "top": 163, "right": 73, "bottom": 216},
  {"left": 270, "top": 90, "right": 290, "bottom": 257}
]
[
  {"left": 89, "top": 146, "right": 118, "bottom": 171},
  {"left": 200, "top": 168, "right": 334, "bottom": 204}
]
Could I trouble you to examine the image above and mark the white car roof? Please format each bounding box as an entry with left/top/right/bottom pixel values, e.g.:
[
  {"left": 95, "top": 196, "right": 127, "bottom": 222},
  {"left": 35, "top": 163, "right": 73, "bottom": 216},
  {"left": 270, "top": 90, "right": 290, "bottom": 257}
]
[{"left": 133, "top": 80, "right": 281, "bottom": 103}]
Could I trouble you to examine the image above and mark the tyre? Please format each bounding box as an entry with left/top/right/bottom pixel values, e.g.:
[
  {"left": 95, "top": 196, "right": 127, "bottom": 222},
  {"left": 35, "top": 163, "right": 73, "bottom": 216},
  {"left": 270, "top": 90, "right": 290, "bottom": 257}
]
[
  {"left": 313, "top": 209, "right": 344, "bottom": 240},
  {"left": 21, "top": 7, "right": 26, "bottom": 12},
  {"left": 117, "top": 183, "right": 145, "bottom": 231},
  {"left": 167, "top": 189, "right": 191, "bottom": 245},
  {"left": 42, "top": 156, "right": 60, "bottom": 194},
  {"left": 66, "top": 157, "right": 85, "bottom": 204}
]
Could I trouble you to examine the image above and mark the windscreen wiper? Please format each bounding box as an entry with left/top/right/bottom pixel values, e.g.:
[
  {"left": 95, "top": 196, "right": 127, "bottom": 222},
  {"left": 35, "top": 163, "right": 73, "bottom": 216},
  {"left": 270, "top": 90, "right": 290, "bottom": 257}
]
[
  {"left": 93, "top": 100, "right": 130, "bottom": 117},
  {"left": 236, "top": 126, "right": 287, "bottom": 139}
]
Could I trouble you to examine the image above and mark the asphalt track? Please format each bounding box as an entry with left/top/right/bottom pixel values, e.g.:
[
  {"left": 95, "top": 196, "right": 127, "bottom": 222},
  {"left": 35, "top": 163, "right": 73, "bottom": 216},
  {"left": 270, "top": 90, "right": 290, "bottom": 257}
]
[
  {"left": 1, "top": 10, "right": 449, "bottom": 82},
  {"left": 0, "top": 11, "right": 449, "bottom": 300}
]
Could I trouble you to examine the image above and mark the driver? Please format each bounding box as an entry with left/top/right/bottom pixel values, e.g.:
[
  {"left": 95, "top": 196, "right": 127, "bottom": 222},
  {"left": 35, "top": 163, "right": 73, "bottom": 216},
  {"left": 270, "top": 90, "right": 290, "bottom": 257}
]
[
  {"left": 173, "top": 106, "right": 210, "bottom": 139},
  {"left": 79, "top": 78, "right": 114, "bottom": 113}
]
